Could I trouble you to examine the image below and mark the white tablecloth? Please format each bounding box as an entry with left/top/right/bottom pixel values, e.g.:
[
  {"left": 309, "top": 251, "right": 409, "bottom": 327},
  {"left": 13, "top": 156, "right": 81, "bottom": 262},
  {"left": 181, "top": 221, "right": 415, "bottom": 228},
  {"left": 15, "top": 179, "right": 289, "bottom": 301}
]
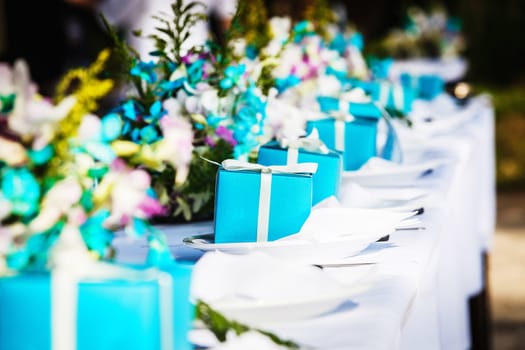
[{"left": 114, "top": 94, "right": 495, "bottom": 350}]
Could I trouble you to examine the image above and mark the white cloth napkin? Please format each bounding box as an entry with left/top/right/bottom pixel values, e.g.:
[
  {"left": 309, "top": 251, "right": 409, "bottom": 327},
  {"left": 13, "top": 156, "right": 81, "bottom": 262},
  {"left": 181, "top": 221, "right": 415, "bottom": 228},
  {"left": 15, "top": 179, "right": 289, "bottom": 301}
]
[
  {"left": 408, "top": 95, "right": 490, "bottom": 136},
  {"left": 292, "top": 206, "right": 416, "bottom": 242},
  {"left": 191, "top": 251, "right": 347, "bottom": 305},
  {"left": 342, "top": 156, "right": 452, "bottom": 188},
  {"left": 339, "top": 182, "right": 428, "bottom": 209}
]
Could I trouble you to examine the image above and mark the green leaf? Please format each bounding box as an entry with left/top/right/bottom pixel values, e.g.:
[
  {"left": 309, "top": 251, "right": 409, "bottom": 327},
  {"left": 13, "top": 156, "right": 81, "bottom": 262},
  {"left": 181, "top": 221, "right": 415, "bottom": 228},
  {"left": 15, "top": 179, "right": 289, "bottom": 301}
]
[{"left": 196, "top": 300, "right": 299, "bottom": 348}]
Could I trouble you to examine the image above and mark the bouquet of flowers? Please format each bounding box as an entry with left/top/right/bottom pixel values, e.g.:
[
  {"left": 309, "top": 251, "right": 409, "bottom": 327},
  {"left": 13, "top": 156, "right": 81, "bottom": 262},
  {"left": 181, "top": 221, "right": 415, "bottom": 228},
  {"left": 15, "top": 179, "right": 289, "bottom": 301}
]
[
  {"left": 372, "top": 5, "right": 465, "bottom": 59},
  {"left": 0, "top": 51, "right": 171, "bottom": 275},
  {"left": 99, "top": 0, "right": 272, "bottom": 222},
  {"left": 254, "top": 5, "right": 412, "bottom": 125}
]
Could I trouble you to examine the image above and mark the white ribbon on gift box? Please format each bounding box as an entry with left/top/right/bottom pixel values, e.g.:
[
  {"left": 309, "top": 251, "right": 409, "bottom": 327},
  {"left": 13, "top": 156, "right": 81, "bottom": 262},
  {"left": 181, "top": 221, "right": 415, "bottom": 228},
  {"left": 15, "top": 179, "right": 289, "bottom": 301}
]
[
  {"left": 49, "top": 225, "right": 174, "bottom": 350},
  {"left": 279, "top": 128, "right": 330, "bottom": 165},
  {"left": 379, "top": 81, "right": 405, "bottom": 112},
  {"left": 309, "top": 108, "right": 355, "bottom": 153},
  {"left": 221, "top": 159, "right": 318, "bottom": 242},
  {"left": 312, "top": 88, "right": 375, "bottom": 152}
]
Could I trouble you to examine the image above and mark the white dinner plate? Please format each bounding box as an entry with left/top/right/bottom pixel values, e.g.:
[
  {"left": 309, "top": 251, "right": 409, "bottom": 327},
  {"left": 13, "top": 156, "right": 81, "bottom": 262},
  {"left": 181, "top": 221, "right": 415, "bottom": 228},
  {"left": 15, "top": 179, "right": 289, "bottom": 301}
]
[
  {"left": 208, "top": 265, "right": 376, "bottom": 328},
  {"left": 342, "top": 158, "right": 450, "bottom": 187},
  {"left": 188, "top": 262, "right": 376, "bottom": 348},
  {"left": 212, "top": 283, "right": 362, "bottom": 327},
  {"left": 182, "top": 233, "right": 380, "bottom": 264}
]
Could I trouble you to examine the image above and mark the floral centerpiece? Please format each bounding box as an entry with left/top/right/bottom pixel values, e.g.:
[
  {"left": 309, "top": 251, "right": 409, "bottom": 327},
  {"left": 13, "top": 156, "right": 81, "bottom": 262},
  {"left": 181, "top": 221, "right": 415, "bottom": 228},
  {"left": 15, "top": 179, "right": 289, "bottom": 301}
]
[
  {"left": 0, "top": 51, "right": 174, "bottom": 274},
  {"left": 252, "top": 4, "right": 412, "bottom": 125},
  {"left": 0, "top": 49, "right": 203, "bottom": 350},
  {"left": 371, "top": 5, "right": 465, "bottom": 60},
  {"left": 99, "top": 0, "right": 272, "bottom": 222}
]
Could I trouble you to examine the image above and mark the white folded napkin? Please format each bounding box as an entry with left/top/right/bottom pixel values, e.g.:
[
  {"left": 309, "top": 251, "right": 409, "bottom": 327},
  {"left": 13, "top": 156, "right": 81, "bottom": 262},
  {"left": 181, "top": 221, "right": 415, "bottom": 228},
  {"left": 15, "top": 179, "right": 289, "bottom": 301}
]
[
  {"left": 408, "top": 95, "right": 489, "bottom": 136},
  {"left": 339, "top": 182, "right": 428, "bottom": 209},
  {"left": 191, "top": 251, "right": 347, "bottom": 305},
  {"left": 342, "top": 156, "right": 452, "bottom": 188},
  {"left": 291, "top": 206, "right": 415, "bottom": 242}
]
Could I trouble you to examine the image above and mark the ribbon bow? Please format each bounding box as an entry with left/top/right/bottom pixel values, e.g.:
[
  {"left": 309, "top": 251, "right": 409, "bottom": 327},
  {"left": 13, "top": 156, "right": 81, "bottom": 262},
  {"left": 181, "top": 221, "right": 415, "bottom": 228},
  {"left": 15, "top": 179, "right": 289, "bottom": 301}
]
[
  {"left": 278, "top": 128, "right": 330, "bottom": 165},
  {"left": 221, "top": 159, "right": 318, "bottom": 175},
  {"left": 279, "top": 128, "right": 330, "bottom": 155}
]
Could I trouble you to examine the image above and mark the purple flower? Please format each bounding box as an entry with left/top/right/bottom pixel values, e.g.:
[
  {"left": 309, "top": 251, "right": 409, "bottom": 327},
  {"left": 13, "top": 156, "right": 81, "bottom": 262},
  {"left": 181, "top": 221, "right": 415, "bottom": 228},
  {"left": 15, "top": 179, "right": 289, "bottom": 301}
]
[{"left": 215, "top": 125, "right": 237, "bottom": 146}]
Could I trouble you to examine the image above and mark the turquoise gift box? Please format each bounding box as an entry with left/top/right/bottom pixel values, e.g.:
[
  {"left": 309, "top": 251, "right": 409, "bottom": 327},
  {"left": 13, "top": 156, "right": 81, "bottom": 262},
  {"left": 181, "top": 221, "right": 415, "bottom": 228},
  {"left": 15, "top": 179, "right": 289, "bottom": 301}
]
[
  {"left": 257, "top": 140, "right": 342, "bottom": 205},
  {"left": 310, "top": 96, "right": 382, "bottom": 170},
  {"left": 400, "top": 73, "right": 444, "bottom": 100},
  {"left": 0, "top": 262, "right": 194, "bottom": 350},
  {"left": 355, "top": 81, "right": 415, "bottom": 115},
  {"left": 214, "top": 161, "right": 315, "bottom": 243}
]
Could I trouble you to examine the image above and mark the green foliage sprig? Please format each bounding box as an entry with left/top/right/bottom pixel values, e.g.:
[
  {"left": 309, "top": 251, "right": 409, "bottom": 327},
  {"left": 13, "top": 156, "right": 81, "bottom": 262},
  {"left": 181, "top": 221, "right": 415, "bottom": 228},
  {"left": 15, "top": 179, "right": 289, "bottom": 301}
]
[
  {"left": 144, "top": 0, "right": 207, "bottom": 63},
  {"left": 196, "top": 300, "right": 300, "bottom": 349}
]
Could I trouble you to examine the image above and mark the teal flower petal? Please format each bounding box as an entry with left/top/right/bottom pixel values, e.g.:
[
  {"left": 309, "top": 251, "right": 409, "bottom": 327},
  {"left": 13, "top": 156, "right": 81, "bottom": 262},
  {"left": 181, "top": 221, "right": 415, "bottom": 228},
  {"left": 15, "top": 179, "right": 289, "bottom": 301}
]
[
  {"left": 101, "top": 113, "right": 123, "bottom": 142},
  {"left": 1, "top": 168, "right": 40, "bottom": 217},
  {"left": 84, "top": 141, "right": 116, "bottom": 164},
  {"left": 80, "top": 210, "right": 113, "bottom": 256},
  {"left": 140, "top": 125, "right": 160, "bottom": 143},
  {"left": 28, "top": 145, "right": 54, "bottom": 165}
]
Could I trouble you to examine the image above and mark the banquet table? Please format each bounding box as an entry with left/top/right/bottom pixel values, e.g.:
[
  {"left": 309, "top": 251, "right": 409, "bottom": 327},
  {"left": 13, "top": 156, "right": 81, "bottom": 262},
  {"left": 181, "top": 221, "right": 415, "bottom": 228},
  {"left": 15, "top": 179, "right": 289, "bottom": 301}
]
[{"left": 114, "top": 94, "right": 495, "bottom": 350}]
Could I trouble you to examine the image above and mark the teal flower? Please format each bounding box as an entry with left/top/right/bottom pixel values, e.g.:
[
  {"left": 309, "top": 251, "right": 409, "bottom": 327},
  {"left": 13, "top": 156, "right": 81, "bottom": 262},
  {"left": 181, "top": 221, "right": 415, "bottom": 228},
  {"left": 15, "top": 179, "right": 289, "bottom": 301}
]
[
  {"left": 350, "top": 33, "right": 364, "bottom": 51},
  {"left": 122, "top": 100, "right": 139, "bottom": 121},
  {"left": 130, "top": 60, "right": 158, "bottom": 83},
  {"left": 80, "top": 209, "right": 113, "bottom": 257},
  {"left": 143, "top": 100, "right": 165, "bottom": 124},
  {"left": 220, "top": 64, "right": 246, "bottom": 90},
  {"left": 28, "top": 145, "right": 54, "bottom": 165},
  {"left": 7, "top": 222, "right": 62, "bottom": 271},
  {"left": 101, "top": 113, "right": 124, "bottom": 142},
  {"left": 275, "top": 75, "right": 301, "bottom": 94},
  {"left": 1, "top": 167, "right": 40, "bottom": 218}
]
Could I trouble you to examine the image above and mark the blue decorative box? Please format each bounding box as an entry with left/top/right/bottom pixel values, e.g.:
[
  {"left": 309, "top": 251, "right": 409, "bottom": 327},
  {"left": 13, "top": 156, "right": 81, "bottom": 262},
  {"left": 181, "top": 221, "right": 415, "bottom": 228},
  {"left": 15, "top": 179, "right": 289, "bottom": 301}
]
[
  {"left": 356, "top": 81, "right": 415, "bottom": 115},
  {"left": 214, "top": 162, "right": 314, "bottom": 243},
  {"left": 311, "top": 96, "right": 382, "bottom": 170},
  {"left": 257, "top": 140, "right": 342, "bottom": 205},
  {"left": 0, "top": 262, "right": 194, "bottom": 350},
  {"left": 400, "top": 73, "right": 444, "bottom": 100}
]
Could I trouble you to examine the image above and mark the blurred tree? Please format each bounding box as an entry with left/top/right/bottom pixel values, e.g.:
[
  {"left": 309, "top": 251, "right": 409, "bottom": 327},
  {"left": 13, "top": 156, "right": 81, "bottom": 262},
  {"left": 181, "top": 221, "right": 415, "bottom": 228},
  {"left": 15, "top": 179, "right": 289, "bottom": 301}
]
[
  {"left": 458, "top": 0, "right": 525, "bottom": 85},
  {"left": 0, "top": 0, "right": 113, "bottom": 96}
]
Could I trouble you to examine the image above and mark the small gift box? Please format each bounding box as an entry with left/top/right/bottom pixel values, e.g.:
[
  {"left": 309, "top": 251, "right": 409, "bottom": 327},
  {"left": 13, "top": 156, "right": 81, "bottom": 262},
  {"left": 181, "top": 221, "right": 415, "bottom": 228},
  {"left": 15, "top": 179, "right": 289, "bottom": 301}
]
[
  {"left": 310, "top": 96, "right": 382, "bottom": 170},
  {"left": 400, "top": 73, "right": 444, "bottom": 100},
  {"left": 213, "top": 159, "right": 316, "bottom": 243},
  {"left": 356, "top": 80, "right": 415, "bottom": 115},
  {"left": 0, "top": 255, "right": 194, "bottom": 350},
  {"left": 257, "top": 130, "right": 342, "bottom": 205}
]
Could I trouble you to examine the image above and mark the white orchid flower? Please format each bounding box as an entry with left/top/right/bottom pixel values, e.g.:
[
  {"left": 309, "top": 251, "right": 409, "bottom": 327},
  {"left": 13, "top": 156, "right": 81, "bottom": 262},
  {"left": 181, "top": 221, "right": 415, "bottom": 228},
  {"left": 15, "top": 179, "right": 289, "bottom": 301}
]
[
  {"left": 28, "top": 178, "right": 83, "bottom": 234},
  {"left": 317, "top": 75, "right": 343, "bottom": 97},
  {"left": 0, "top": 197, "right": 12, "bottom": 222},
  {"left": 155, "top": 112, "right": 194, "bottom": 184},
  {"left": 9, "top": 95, "right": 77, "bottom": 150},
  {"left": 269, "top": 16, "right": 291, "bottom": 41},
  {"left": 102, "top": 168, "right": 154, "bottom": 227},
  {"left": 0, "top": 137, "right": 28, "bottom": 166},
  {"left": 265, "top": 94, "right": 307, "bottom": 142},
  {"left": 76, "top": 113, "right": 103, "bottom": 142}
]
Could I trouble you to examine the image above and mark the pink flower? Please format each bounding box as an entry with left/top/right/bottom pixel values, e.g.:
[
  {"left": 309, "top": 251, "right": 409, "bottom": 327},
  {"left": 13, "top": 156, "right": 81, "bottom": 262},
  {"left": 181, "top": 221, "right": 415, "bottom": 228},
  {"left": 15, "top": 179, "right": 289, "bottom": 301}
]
[{"left": 155, "top": 102, "right": 194, "bottom": 184}]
